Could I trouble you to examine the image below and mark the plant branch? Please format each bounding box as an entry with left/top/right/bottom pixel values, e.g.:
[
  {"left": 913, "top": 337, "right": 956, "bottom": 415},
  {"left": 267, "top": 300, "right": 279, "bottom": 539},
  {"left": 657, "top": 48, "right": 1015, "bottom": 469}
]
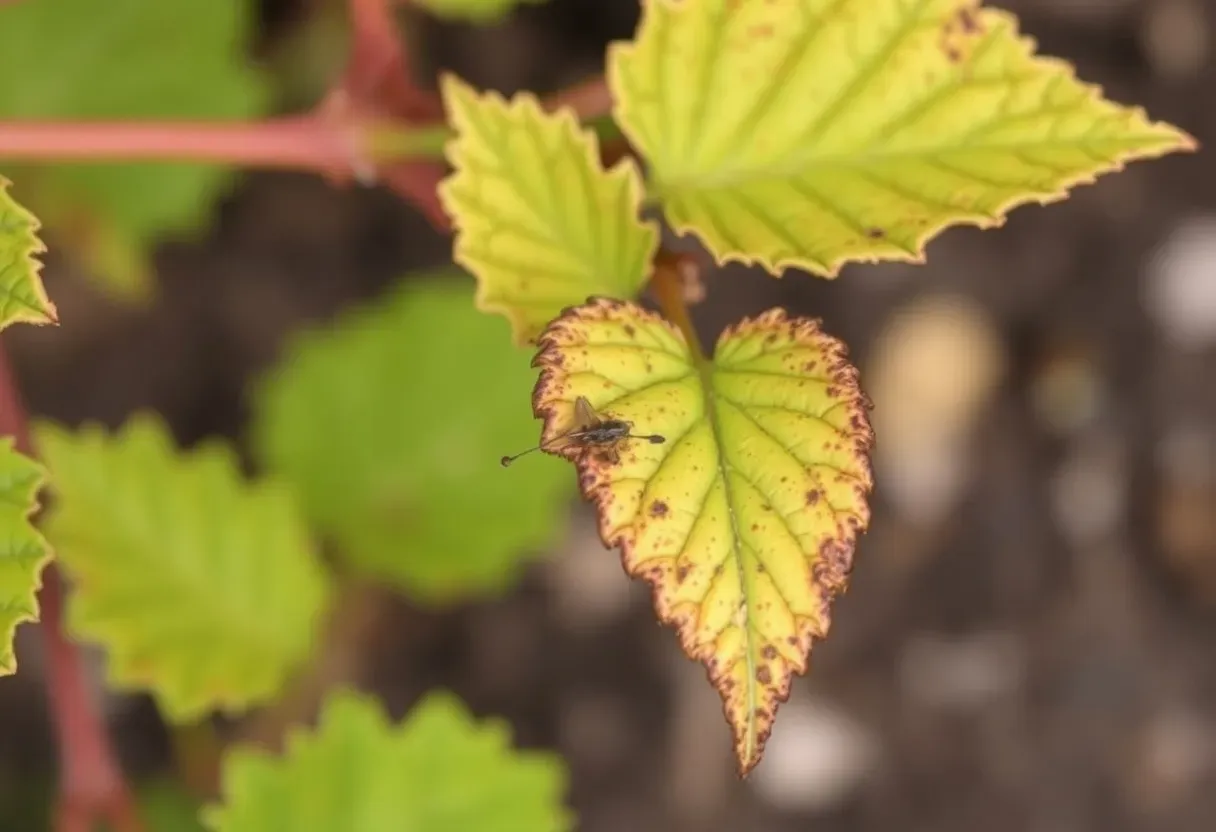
[
  {"left": 0, "top": 117, "right": 446, "bottom": 171},
  {"left": 650, "top": 250, "right": 707, "bottom": 361},
  {"left": 0, "top": 344, "right": 144, "bottom": 832}
]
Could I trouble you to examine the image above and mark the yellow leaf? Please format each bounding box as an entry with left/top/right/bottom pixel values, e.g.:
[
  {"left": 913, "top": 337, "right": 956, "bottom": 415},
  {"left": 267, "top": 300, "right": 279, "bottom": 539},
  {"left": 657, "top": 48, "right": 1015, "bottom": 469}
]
[
  {"left": 438, "top": 75, "right": 658, "bottom": 344},
  {"left": 609, "top": 0, "right": 1195, "bottom": 276},
  {"left": 532, "top": 298, "right": 873, "bottom": 774},
  {"left": 0, "top": 178, "right": 56, "bottom": 329}
]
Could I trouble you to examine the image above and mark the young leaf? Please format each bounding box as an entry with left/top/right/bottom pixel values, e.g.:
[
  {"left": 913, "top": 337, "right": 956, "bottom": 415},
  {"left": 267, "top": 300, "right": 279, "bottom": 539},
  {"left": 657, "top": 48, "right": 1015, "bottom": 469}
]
[
  {"left": 438, "top": 75, "right": 658, "bottom": 344},
  {"left": 532, "top": 298, "right": 872, "bottom": 775},
  {"left": 204, "top": 689, "right": 572, "bottom": 832},
  {"left": 609, "top": 0, "right": 1195, "bottom": 276},
  {"left": 414, "top": 0, "right": 548, "bottom": 22},
  {"left": 0, "top": 0, "right": 270, "bottom": 299},
  {"left": 0, "top": 179, "right": 56, "bottom": 329},
  {"left": 34, "top": 416, "right": 331, "bottom": 722},
  {"left": 252, "top": 274, "right": 574, "bottom": 602},
  {"left": 0, "top": 439, "right": 51, "bottom": 676}
]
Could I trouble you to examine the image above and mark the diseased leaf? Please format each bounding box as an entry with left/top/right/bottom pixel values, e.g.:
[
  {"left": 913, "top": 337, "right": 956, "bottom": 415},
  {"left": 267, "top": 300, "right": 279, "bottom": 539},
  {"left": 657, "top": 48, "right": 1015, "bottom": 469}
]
[
  {"left": 0, "top": 439, "right": 52, "bottom": 676},
  {"left": 609, "top": 0, "right": 1195, "bottom": 276},
  {"left": 34, "top": 416, "right": 331, "bottom": 722},
  {"left": 532, "top": 298, "right": 873, "bottom": 775},
  {"left": 0, "top": 179, "right": 56, "bottom": 329},
  {"left": 414, "top": 0, "right": 548, "bottom": 22},
  {"left": 252, "top": 273, "right": 574, "bottom": 602},
  {"left": 204, "top": 689, "right": 573, "bottom": 832},
  {"left": 438, "top": 75, "right": 657, "bottom": 344},
  {"left": 0, "top": 0, "right": 270, "bottom": 299}
]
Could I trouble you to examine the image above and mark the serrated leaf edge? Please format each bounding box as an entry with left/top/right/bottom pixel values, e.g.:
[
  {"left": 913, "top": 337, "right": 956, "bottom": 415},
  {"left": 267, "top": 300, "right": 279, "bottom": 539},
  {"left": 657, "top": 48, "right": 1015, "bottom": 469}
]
[
  {"left": 437, "top": 73, "right": 658, "bottom": 344},
  {"left": 0, "top": 177, "right": 58, "bottom": 327},
  {"left": 0, "top": 436, "right": 52, "bottom": 676},
  {"left": 530, "top": 297, "right": 875, "bottom": 773},
  {"left": 608, "top": 1, "right": 1197, "bottom": 278}
]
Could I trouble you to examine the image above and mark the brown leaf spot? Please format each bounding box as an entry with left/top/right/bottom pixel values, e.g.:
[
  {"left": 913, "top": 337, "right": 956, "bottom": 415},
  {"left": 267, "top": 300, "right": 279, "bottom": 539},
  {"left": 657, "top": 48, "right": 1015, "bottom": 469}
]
[
  {"left": 866, "top": 227, "right": 885, "bottom": 239},
  {"left": 756, "top": 665, "right": 772, "bottom": 684},
  {"left": 623, "top": 324, "right": 636, "bottom": 338},
  {"left": 761, "top": 645, "right": 777, "bottom": 661},
  {"left": 806, "top": 489, "right": 821, "bottom": 506},
  {"left": 649, "top": 499, "right": 669, "bottom": 518},
  {"left": 957, "top": 6, "right": 981, "bottom": 33},
  {"left": 676, "top": 564, "right": 689, "bottom": 582}
]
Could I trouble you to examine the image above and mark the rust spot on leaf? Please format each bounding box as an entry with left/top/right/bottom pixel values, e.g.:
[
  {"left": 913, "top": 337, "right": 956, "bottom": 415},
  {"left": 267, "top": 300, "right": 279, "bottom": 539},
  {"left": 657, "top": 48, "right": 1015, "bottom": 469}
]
[
  {"left": 761, "top": 645, "right": 777, "bottom": 661},
  {"left": 756, "top": 666, "right": 772, "bottom": 684},
  {"left": 649, "top": 499, "right": 669, "bottom": 518},
  {"left": 806, "top": 489, "right": 821, "bottom": 506}
]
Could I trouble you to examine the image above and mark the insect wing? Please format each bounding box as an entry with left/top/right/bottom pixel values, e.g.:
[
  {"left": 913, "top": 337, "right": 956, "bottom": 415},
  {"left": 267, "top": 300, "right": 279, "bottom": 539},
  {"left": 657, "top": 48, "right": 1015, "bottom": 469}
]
[{"left": 572, "top": 395, "right": 600, "bottom": 431}]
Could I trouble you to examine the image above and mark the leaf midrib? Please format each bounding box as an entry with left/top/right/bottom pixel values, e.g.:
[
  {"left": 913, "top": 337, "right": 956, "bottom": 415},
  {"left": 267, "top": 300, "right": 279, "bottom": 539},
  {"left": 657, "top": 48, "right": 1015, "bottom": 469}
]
[
  {"left": 698, "top": 358, "right": 758, "bottom": 764},
  {"left": 650, "top": 134, "right": 1161, "bottom": 197}
]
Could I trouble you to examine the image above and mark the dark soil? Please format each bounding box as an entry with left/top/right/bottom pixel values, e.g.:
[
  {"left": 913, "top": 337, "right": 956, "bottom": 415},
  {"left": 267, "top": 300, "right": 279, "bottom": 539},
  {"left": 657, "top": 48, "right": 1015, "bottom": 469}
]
[{"left": 3, "top": 1, "right": 1215, "bottom": 830}]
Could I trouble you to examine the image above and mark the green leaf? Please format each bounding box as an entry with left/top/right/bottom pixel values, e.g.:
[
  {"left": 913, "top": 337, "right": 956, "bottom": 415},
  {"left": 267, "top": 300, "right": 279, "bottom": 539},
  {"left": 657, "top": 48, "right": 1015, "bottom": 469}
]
[
  {"left": 413, "top": 0, "right": 549, "bottom": 23},
  {"left": 0, "top": 0, "right": 270, "bottom": 299},
  {"left": 204, "top": 689, "right": 573, "bottom": 832},
  {"left": 531, "top": 298, "right": 873, "bottom": 775},
  {"left": 138, "top": 780, "right": 207, "bottom": 832},
  {"left": 34, "top": 415, "right": 331, "bottom": 722},
  {"left": 438, "top": 74, "right": 657, "bottom": 344},
  {"left": 0, "top": 438, "right": 52, "bottom": 676},
  {"left": 252, "top": 273, "right": 574, "bottom": 602},
  {"left": 0, "top": 178, "right": 56, "bottom": 329},
  {"left": 609, "top": 0, "right": 1195, "bottom": 276}
]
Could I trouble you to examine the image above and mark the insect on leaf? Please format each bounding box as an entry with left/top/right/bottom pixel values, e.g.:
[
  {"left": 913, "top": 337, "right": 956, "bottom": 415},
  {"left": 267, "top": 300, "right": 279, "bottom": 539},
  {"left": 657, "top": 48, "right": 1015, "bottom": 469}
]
[
  {"left": 609, "top": 0, "right": 1195, "bottom": 276},
  {"left": 35, "top": 415, "right": 331, "bottom": 722},
  {"left": 0, "top": 439, "right": 52, "bottom": 676},
  {"left": 532, "top": 298, "right": 873, "bottom": 775},
  {"left": 0, "top": 179, "right": 56, "bottom": 330},
  {"left": 204, "top": 689, "right": 573, "bottom": 832},
  {"left": 438, "top": 75, "right": 658, "bottom": 344}
]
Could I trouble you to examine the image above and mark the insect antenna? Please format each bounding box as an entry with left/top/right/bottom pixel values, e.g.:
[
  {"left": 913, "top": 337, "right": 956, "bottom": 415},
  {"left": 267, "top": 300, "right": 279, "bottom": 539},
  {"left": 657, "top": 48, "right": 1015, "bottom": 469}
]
[
  {"left": 630, "top": 433, "right": 666, "bottom": 444},
  {"left": 500, "top": 443, "right": 548, "bottom": 467}
]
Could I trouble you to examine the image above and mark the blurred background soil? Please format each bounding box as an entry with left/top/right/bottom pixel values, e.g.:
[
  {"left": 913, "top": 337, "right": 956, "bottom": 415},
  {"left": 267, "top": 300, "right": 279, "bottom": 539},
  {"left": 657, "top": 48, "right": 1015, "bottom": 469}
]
[{"left": 3, "top": 0, "right": 1216, "bottom": 830}]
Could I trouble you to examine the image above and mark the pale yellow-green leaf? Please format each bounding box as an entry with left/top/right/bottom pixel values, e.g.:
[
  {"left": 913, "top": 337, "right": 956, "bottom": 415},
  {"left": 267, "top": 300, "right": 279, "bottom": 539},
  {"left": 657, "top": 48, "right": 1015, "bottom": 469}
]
[
  {"left": 0, "top": 439, "right": 52, "bottom": 676},
  {"left": 0, "top": 178, "right": 56, "bottom": 329},
  {"left": 205, "top": 690, "right": 572, "bottom": 831},
  {"left": 609, "top": 0, "right": 1195, "bottom": 276},
  {"left": 35, "top": 415, "right": 331, "bottom": 721},
  {"left": 532, "top": 298, "right": 873, "bottom": 774},
  {"left": 438, "top": 74, "right": 658, "bottom": 343}
]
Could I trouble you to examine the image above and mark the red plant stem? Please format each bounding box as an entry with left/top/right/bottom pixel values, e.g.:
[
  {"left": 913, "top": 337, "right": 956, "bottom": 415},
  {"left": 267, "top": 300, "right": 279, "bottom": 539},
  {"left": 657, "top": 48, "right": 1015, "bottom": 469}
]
[
  {"left": 0, "top": 344, "right": 144, "bottom": 832},
  {"left": 0, "top": 118, "right": 381, "bottom": 172}
]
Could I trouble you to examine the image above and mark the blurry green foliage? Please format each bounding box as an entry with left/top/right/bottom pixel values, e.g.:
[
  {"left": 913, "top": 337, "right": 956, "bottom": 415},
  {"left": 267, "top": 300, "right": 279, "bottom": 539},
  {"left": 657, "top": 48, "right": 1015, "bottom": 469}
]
[
  {"left": 413, "top": 0, "right": 549, "bottom": 24},
  {"left": 253, "top": 272, "right": 574, "bottom": 602},
  {"left": 35, "top": 415, "right": 331, "bottom": 722},
  {"left": 205, "top": 689, "right": 572, "bottom": 832},
  {"left": 0, "top": 0, "right": 270, "bottom": 299}
]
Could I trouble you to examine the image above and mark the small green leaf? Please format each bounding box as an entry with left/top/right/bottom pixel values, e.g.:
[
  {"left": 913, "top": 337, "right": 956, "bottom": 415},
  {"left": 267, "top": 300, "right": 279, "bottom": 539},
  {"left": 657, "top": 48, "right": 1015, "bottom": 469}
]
[
  {"left": 609, "top": 0, "right": 1195, "bottom": 276},
  {"left": 34, "top": 415, "right": 331, "bottom": 722},
  {"left": 413, "top": 0, "right": 548, "bottom": 23},
  {"left": 0, "top": 0, "right": 270, "bottom": 299},
  {"left": 0, "top": 438, "right": 52, "bottom": 676},
  {"left": 205, "top": 689, "right": 573, "bottom": 832},
  {"left": 0, "top": 179, "right": 56, "bottom": 329},
  {"left": 438, "top": 75, "right": 657, "bottom": 344},
  {"left": 531, "top": 298, "right": 873, "bottom": 775},
  {"left": 138, "top": 780, "right": 207, "bottom": 832},
  {"left": 252, "top": 273, "right": 574, "bottom": 602}
]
